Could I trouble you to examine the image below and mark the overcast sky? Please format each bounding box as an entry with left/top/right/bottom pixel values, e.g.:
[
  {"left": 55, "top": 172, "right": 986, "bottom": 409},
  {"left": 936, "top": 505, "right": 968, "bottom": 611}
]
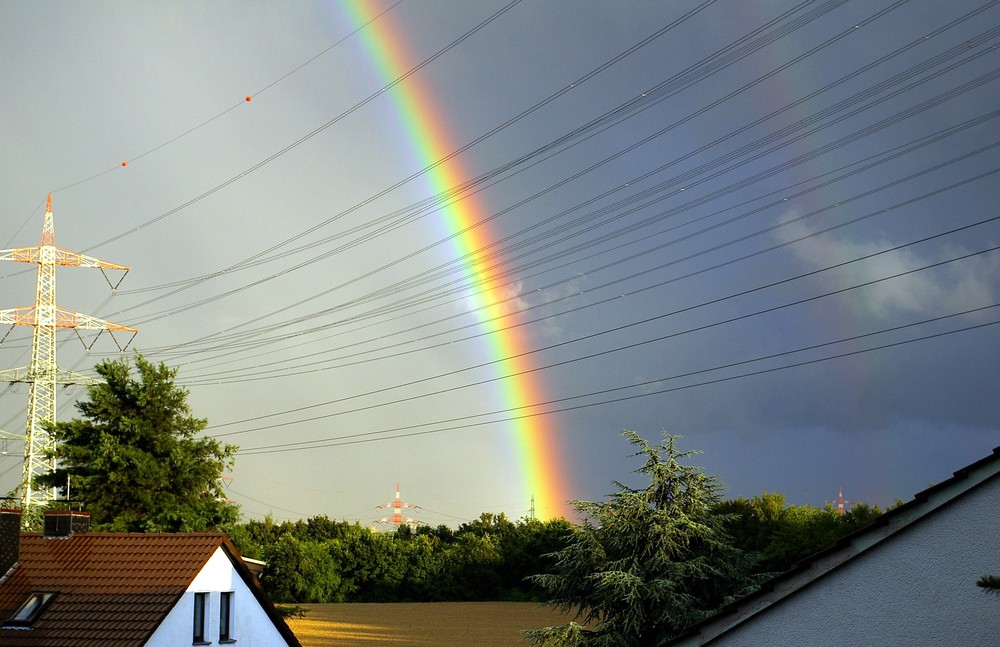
[{"left": 1, "top": 0, "right": 997, "bottom": 526}]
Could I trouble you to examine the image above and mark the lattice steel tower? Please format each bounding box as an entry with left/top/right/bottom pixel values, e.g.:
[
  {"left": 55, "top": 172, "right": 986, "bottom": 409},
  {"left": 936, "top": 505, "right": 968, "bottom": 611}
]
[
  {"left": 0, "top": 195, "right": 137, "bottom": 513},
  {"left": 374, "top": 483, "right": 423, "bottom": 529}
]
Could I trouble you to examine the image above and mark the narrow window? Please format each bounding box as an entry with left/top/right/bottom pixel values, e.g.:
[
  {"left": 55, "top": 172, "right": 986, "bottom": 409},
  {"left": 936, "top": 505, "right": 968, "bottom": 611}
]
[
  {"left": 219, "top": 591, "right": 234, "bottom": 642},
  {"left": 193, "top": 592, "right": 208, "bottom": 643}
]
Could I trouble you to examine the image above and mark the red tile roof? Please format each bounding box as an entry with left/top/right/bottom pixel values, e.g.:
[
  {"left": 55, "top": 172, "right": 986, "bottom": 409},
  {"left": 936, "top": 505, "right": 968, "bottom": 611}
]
[{"left": 0, "top": 532, "right": 299, "bottom": 647}]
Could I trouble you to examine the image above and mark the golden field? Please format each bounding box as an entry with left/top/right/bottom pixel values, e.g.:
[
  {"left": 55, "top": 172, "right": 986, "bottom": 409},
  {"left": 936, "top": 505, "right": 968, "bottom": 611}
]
[{"left": 286, "top": 601, "right": 577, "bottom": 647}]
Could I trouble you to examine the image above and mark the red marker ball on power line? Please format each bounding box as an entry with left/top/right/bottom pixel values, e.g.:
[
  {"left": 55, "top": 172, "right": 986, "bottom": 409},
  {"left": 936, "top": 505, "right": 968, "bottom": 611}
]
[
  {"left": 245, "top": 95, "right": 252, "bottom": 102},
  {"left": 121, "top": 161, "right": 127, "bottom": 167}
]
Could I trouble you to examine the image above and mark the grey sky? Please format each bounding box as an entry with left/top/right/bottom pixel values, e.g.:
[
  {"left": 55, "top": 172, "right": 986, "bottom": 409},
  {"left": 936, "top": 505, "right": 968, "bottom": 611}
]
[{"left": 1, "top": 0, "right": 997, "bottom": 525}]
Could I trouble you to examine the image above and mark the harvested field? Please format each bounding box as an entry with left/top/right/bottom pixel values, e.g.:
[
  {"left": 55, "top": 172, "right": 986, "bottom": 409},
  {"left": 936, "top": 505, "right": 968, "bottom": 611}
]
[{"left": 286, "top": 601, "right": 577, "bottom": 647}]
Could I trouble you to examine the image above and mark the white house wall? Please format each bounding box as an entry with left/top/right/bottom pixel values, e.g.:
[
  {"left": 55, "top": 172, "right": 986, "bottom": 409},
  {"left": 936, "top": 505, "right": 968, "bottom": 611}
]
[
  {"left": 703, "top": 476, "right": 1000, "bottom": 646},
  {"left": 144, "top": 547, "right": 291, "bottom": 647}
]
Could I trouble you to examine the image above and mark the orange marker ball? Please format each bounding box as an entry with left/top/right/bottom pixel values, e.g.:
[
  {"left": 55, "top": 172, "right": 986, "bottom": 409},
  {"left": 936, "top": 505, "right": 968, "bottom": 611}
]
[
  {"left": 245, "top": 95, "right": 252, "bottom": 102},
  {"left": 121, "top": 161, "right": 127, "bottom": 167}
]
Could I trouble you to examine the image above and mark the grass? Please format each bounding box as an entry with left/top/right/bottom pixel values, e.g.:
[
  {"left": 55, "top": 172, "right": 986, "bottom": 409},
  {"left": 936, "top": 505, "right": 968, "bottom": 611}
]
[{"left": 285, "top": 601, "right": 579, "bottom": 647}]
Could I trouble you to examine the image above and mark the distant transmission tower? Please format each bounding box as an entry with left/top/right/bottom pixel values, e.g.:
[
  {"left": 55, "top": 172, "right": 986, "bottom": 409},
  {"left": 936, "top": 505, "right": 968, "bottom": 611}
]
[
  {"left": 374, "top": 483, "right": 422, "bottom": 529},
  {"left": 0, "top": 195, "right": 137, "bottom": 513},
  {"left": 835, "top": 485, "right": 857, "bottom": 516}
]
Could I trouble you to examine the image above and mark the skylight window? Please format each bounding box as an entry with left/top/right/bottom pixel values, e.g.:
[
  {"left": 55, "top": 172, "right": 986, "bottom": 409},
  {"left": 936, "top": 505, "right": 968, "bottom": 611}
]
[{"left": 4, "top": 592, "right": 56, "bottom": 627}]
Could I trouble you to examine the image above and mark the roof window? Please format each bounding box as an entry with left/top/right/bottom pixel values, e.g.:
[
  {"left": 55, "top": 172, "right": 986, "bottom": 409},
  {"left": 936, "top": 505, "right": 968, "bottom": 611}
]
[{"left": 4, "top": 592, "right": 56, "bottom": 627}]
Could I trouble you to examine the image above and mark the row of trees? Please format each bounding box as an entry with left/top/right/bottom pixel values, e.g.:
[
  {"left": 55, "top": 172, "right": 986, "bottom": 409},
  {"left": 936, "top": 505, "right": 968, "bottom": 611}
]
[
  {"left": 227, "top": 513, "right": 574, "bottom": 603},
  {"left": 221, "top": 435, "right": 883, "bottom": 616},
  {"left": 220, "top": 488, "right": 880, "bottom": 607},
  {"left": 31, "top": 355, "right": 896, "bottom": 645}
]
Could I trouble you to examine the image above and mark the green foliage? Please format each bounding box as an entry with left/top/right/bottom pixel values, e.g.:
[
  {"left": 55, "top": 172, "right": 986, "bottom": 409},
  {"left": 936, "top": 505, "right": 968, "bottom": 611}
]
[
  {"left": 395, "top": 533, "right": 444, "bottom": 600},
  {"left": 261, "top": 534, "right": 347, "bottom": 603},
  {"left": 341, "top": 527, "right": 408, "bottom": 601},
  {"left": 439, "top": 532, "right": 503, "bottom": 599},
  {"left": 38, "top": 353, "right": 238, "bottom": 532},
  {"left": 527, "top": 622, "right": 590, "bottom": 646},
  {"left": 274, "top": 604, "right": 309, "bottom": 619},
  {"left": 525, "top": 431, "right": 762, "bottom": 647},
  {"left": 228, "top": 512, "right": 572, "bottom": 603},
  {"left": 716, "top": 492, "right": 884, "bottom": 574},
  {"left": 977, "top": 575, "right": 1000, "bottom": 596},
  {"left": 225, "top": 441, "right": 896, "bottom": 619}
]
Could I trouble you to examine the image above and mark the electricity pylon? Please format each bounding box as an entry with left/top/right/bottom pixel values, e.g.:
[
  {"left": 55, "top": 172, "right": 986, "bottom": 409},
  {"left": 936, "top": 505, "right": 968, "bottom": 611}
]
[
  {"left": 0, "top": 195, "right": 137, "bottom": 513},
  {"left": 374, "top": 483, "right": 423, "bottom": 529}
]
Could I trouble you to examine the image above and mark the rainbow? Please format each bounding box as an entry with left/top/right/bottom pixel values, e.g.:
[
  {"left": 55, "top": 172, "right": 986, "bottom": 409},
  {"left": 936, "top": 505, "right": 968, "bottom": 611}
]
[{"left": 338, "top": 2, "right": 569, "bottom": 520}]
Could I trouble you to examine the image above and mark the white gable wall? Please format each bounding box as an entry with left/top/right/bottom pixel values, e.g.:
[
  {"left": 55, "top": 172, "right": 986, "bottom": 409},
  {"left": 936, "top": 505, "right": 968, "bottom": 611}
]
[
  {"left": 702, "top": 475, "right": 1000, "bottom": 646},
  {"left": 145, "top": 547, "right": 292, "bottom": 647}
]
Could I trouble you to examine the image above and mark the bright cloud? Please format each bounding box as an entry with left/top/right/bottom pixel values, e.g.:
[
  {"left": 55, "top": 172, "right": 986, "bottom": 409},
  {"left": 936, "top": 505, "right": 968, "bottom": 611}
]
[{"left": 776, "top": 211, "right": 999, "bottom": 320}]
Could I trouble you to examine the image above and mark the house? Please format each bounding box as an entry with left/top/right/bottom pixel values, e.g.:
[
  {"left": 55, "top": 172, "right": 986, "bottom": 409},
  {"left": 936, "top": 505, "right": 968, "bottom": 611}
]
[
  {"left": 0, "top": 510, "right": 300, "bottom": 647},
  {"left": 670, "top": 446, "right": 1000, "bottom": 646}
]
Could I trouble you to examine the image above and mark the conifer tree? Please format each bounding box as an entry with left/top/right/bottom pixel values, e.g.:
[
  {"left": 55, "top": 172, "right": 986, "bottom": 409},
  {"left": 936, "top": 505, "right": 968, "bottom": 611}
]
[
  {"left": 526, "top": 431, "right": 761, "bottom": 646},
  {"left": 39, "top": 353, "right": 238, "bottom": 532},
  {"left": 978, "top": 575, "right": 1000, "bottom": 596}
]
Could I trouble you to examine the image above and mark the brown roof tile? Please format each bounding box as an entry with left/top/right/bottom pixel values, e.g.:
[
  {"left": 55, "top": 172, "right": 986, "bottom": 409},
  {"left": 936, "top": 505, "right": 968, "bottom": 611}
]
[{"left": 0, "top": 533, "right": 224, "bottom": 647}]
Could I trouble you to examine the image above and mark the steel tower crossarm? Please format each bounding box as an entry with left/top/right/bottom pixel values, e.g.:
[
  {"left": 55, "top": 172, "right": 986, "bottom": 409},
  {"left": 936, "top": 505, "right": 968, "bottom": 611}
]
[
  {"left": 0, "top": 306, "right": 137, "bottom": 333},
  {"left": 0, "top": 195, "right": 129, "bottom": 270},
  {"left": 0, "top": 366, "right": 99, "bottom": 386},
  {"left": 0, "top": 246, "right": 129, "bottom": 271},
  {"left": 0, "top": 194, "right": 130, "bottom": 290}
]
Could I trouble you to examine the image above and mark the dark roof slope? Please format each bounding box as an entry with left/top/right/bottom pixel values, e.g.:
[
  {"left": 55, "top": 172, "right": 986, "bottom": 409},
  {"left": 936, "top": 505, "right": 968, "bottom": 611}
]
[{"left": 0, "top": 532, "right": 299, "bottom": 647}]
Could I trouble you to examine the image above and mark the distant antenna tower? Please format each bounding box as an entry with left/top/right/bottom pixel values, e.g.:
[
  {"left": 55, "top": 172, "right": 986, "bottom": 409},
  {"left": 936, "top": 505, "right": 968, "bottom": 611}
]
[
  {"left": 835, "top": 486, "right": 857, "bottom": 516},
  {"left": 374, "top": 483, "right": 422, "bottom": 529},
  {"left": 529, "top": 494, "right": 536, "bottom": 520},
  {"left": 0, "top": 195, "right": 137, "bottom": 513}
]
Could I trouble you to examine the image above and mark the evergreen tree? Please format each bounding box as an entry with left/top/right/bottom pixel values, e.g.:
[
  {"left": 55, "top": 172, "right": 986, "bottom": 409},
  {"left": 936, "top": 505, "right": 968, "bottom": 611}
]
[
  {"left": 526, "top": 431, "right": 761, "bottom": 646},
  {"left": 978, "top": 575, "right": 1000, "bottom": 596},
  {"left": 39, "top": 353, "right": 238, "bottom": 532}
]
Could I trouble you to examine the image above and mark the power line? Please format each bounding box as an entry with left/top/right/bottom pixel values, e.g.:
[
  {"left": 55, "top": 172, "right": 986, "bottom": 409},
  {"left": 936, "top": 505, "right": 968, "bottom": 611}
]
[
  {"left": 92, "top": 0, "right": 727, "bottom": 309},
  {"left": 115, "top": 57, "right": 997, "bottom": 370},
  {"left": 168, "top": 138, "right": 1000, "bottom": 378},
  {"left": 122, "top": 27, "right": 1000, "bottom": 350},
  {"left": 46, "top": 1, "right": 406, "bottom": 196},
  {"left": 235, "top": 312, "right": 999, "bottom": 455},
  {"left": 214, "top": 244, "right": 1000, "bottom": 436}
]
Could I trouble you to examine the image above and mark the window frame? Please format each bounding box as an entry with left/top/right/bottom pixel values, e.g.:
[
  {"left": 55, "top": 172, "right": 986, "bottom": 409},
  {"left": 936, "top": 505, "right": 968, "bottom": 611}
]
[
  {"left": 4, "top": 591, "right": 57, "bottom": 627},
  {"left": 219, "top": 590, "right": 235, "bottom": 643},
  {"left": 192, "top": 591, "right": 209, "bottom": 644}
]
